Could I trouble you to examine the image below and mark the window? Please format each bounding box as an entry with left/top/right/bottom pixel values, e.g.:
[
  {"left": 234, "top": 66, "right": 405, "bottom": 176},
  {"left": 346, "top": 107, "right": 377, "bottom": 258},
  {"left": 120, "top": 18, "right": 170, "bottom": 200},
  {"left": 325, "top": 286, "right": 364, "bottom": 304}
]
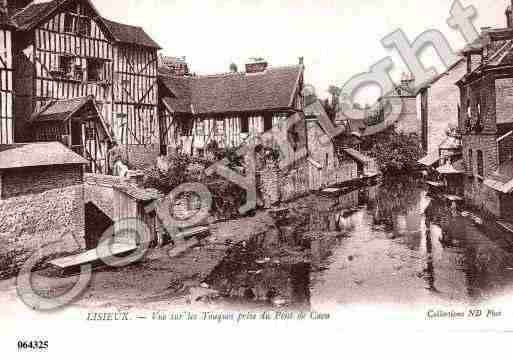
[
  {"left": 64, "top": 13, "right": 74, "bottom": 33},
  {"left": 59, "top": 55, "right": 73, "bottom": 75},
  {"left": 477, "top": 150, "right": 484, "bottom": 177},
  {"left": 77, "top": 18, "right": 91, "bottom": 37},
  {"left": 466, "top": 99, "right": 471, "bottom": 130},
  {"left": 468, "top": 149, "right": 473, "bottom": 175},
  {"left": 195, "top": 121, "right": 204, "bottom": 135},
  {"left": 240, "top": 117, "right": 249, "bottom": 134},
  {"left": 87, "top": 59, "right": 104, "bottom": 82},
  {"left": 264, "top": 115, "right": 273, "bottom": 132}
]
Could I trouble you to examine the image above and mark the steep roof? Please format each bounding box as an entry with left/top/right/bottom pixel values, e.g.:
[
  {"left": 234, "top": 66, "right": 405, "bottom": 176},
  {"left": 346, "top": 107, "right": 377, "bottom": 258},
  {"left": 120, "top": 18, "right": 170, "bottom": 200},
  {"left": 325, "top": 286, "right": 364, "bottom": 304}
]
[
  {"left": 102, "top": 17, "right": 160, "bottom": 49},
  {"left": 30, "top": 96, "right": 112, "bottom": 140},
  {"left": 159, "top": 65, "right": 303, "bottom": 115},
  {"left": 10, "top": 0, "right": 62, "bottom": 29},
  {"left": 10, "top": 1, "right": 159, "bottom": 49},
  {"left": 0, "top": 142, "right": 88, "bottom": 170}
]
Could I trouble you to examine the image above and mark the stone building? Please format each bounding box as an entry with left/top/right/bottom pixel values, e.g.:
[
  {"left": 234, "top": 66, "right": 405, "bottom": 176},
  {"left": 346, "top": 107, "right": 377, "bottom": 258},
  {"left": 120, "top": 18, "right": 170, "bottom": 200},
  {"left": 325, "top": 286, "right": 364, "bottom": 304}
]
[
  {"left": 0, "top": 141, "right": 88, "bottom": 278},
  {"left": 305, "top": 98, "right": 368, "bottom": 191},
  {"left": 417, "top": 58, "right": 467, "bottom": 153},
  {"left": 158, "top": 57, "right": 305, "bottom": 156},
  {"left": 457, "top": 5, "right": 513, "bottom": 219}
]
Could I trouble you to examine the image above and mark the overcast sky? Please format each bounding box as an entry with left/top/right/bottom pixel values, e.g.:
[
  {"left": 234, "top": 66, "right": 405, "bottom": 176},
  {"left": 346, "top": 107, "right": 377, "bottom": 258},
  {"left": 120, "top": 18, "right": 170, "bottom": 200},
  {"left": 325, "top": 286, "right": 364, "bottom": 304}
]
[{"left": 93, "top": 0, "right": 509, "bottom": 101}]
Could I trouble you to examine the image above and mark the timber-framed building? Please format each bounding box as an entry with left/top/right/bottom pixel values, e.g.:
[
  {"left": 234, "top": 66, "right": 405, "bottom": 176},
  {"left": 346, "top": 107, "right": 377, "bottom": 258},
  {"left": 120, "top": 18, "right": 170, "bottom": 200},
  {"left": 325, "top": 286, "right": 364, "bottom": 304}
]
[{"left": 0, "top": 0, "right": 160, "bottom": 173}]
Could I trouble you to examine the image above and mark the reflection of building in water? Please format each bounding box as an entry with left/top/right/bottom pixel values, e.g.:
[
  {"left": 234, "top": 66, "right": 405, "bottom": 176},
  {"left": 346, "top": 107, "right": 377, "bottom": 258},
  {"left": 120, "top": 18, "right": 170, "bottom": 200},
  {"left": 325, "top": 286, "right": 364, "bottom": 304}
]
[{"left": 424, "top": 198, "right": 513, "bottom": 302}]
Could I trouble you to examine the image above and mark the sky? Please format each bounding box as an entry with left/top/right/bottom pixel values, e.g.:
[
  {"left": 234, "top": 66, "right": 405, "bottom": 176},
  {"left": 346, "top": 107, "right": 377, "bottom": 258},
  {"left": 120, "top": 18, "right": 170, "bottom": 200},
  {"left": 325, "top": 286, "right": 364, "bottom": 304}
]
[{"left": 92, "top": 0, "right": 510, "bottom": 101}]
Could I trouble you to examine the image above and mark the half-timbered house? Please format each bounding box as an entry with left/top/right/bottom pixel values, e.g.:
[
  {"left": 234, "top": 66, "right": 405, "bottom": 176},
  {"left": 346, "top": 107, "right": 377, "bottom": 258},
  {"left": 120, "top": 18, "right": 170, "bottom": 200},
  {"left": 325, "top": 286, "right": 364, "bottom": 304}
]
[
  {"left": 158, "top": 58, "right": 305, "bottom": 156},
  {"left": 6, "top": 0, "right": 159, "bottom": 173}
]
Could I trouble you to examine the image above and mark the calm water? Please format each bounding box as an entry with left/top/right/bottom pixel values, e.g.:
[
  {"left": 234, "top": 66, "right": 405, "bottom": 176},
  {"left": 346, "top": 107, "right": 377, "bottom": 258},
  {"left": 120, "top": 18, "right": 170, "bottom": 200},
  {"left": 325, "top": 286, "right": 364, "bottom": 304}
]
[{"left": 205, "top": 178, "right": 513, "bottom": 310}]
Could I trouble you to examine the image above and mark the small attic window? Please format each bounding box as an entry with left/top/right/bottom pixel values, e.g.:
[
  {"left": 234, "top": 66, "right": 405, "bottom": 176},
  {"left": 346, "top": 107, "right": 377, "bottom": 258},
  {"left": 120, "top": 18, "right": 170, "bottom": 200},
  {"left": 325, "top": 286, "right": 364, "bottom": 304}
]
[{"left": 64, "top": 13, "right": 74, "bottom": 33}]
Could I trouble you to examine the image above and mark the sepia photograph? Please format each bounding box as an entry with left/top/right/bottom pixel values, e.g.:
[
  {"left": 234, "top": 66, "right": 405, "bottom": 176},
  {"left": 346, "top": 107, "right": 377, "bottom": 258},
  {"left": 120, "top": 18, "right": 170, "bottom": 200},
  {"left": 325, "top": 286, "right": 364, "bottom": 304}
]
[{"left": 0, "top": 0, "right": 512, "bottom": 357}]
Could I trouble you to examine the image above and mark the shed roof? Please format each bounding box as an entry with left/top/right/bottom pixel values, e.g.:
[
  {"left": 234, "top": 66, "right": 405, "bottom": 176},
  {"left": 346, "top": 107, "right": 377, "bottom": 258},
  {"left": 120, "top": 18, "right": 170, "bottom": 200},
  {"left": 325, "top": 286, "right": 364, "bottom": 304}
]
[
  {"left": 159, "top": 65, "right": 303, "bottom": 115},
  {"left": 342, "top": 147, "right": 374, "bottom": 164},
  {"left": 418, "top": 151, "right": 440, "bottom": 167},
  {"left": 0, "top": 142, "right": 88, "bottom": 170},
  {"left": 114, "top": 185, "right": 163, "bottom": 203}
]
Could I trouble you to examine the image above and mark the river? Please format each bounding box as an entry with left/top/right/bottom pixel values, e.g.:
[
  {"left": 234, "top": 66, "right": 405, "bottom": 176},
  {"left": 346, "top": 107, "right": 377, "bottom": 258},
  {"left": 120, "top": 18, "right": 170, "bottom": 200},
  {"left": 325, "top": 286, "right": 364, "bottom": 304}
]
[{"left": 205, "top": 178, "right": 513, "bottom": 310}]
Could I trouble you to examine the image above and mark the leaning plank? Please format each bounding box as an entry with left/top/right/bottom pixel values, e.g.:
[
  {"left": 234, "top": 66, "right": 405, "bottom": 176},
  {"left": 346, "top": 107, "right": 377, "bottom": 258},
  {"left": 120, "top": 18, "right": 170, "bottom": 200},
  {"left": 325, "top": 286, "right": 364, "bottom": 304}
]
[{"left": 49, "top": 243, "right": 137, "bottom": 270}]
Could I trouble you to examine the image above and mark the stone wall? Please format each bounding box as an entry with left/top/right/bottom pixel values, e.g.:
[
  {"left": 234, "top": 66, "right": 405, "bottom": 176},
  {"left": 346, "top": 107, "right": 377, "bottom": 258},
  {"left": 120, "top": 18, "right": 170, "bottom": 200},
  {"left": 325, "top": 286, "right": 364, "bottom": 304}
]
[
  {"left": 0, "top": 184, "right": 85, "bottom": 279},
  {"left": 1, "top": 165, "right": 82, "bottom": 199},
  {"left": 124, "top": 144, "right": 160, "bottom": 170},
  {"left": 464, "top": 178, "right": 501, "bottom": 217},
  {"left": 279, "top": 158, "right": 309, "bottom": 202},
  {"left": 84, "top": 173, "right": 130, "bottom": 220},
  {"left": 257, "top": 164, "right": 280, "bottom": 208},
  {"left": 462, "top": 134, "right": 498, "bottom": 178}
]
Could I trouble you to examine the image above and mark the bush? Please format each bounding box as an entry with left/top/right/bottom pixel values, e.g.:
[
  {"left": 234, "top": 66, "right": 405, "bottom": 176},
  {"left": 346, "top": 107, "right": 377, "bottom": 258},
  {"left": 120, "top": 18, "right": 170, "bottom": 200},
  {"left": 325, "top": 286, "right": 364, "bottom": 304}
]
[{"left": 362, "top": 128, "right": 423, "bottom": 175}]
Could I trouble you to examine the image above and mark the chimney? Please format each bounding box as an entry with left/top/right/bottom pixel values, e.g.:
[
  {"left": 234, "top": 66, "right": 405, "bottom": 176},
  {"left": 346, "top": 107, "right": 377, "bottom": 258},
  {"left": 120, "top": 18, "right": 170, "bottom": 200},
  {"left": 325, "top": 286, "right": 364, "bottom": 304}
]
[
  {"left": 245, "top": 58, "right": 268, "bottom": 74},
  {"left": 507, "top": 2, "right": 513, "bottom": 28}
]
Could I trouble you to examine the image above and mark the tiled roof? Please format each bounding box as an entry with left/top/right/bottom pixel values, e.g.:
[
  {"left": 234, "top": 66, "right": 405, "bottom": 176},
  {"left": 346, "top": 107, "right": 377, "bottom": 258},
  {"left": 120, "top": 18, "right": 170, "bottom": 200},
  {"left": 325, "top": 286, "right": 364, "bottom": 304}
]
[
  {"left": 10, "top": 1, "right": 160, "bottom": 49},
  {"left": 30, "top": 96, "right": 92, "bottom": 123},
  {"left": 102, "top": 18, "right": 160, "bottom": 49},
  {"left": 342, "top": 147, "right": 374, "bottom": 164},
  {"left": 159, "top": 65, "right": 303, "bottom": 115},
  {"left": 11, "top": 0, "right": 64, "bottom": 30},
  {"left": 160, "top": 76, "right": 193, "bottom": 114},
  {"left": 0, "top": 142, "right": 88, "bottom": 170},
  {"left": 30, "top": 96, "right": 112, "bottom": 140},
  {"left": 114, "top": 185, "right": 163, "bottom": 203}
]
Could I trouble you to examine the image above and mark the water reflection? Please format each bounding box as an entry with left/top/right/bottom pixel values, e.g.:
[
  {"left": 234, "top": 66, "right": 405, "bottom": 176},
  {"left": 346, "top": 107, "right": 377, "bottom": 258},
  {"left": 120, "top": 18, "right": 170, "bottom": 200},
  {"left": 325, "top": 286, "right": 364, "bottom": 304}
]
[{"left": 206, "top": 178, "right": 513, "bottom": 309}]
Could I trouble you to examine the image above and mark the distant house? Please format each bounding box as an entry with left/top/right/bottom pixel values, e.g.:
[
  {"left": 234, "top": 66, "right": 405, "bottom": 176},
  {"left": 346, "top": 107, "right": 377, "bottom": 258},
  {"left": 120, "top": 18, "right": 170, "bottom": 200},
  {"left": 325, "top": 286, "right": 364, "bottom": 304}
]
[
  {"left": 158, "top": 58, "right": 305, "bottom": 156},
  {"left": 366, "top": 73, "right": 422, "bottom": 143},
  {"left": 417, "top": 58, "right": 467, "bottom": 153},
  {"left": 0, "top": 142, "right": 88, "bottom": 278},
  {"left": 305, "top": 99, "right": 378, "bottom": 191}
]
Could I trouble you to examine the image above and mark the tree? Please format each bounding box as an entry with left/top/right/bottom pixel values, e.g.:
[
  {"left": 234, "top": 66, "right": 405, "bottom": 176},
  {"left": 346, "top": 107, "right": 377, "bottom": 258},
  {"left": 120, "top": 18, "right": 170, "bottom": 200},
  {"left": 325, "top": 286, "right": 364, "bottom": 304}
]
[
  {"left": 363, "top": 128, "right": 423, "bottom": 175},
  {"left": 229, "top": 63, "right": 238, "bottom": 73}
]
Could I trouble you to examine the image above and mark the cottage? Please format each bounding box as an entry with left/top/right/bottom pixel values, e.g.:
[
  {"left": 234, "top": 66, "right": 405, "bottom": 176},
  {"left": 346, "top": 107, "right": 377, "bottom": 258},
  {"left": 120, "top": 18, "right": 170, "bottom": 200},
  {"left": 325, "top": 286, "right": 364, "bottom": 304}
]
[
  {"left": 0, "top": 0, "right": 160, "bottom": 172},
  {"left": 456, "top": 3, "right": 513, "bottom": 219},
  {"left": 158, "top": 58, "right": 305, "bottom": 156},
  {"left": 0, "top": 141, "right": 88, "bottom": 277},
  {"left": 304, "top": 98, "right": 359, "bottom": 190}
]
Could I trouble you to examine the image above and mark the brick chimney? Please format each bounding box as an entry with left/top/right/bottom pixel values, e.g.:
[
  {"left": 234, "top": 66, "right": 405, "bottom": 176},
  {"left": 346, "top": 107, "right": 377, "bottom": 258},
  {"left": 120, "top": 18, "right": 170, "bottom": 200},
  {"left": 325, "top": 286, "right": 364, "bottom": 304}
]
[
  {"left": 506, "top": 1, "right": 513, "bottom": 28},
  {"left": 245, "top": 58, "right": 268, "bottom": 73}
]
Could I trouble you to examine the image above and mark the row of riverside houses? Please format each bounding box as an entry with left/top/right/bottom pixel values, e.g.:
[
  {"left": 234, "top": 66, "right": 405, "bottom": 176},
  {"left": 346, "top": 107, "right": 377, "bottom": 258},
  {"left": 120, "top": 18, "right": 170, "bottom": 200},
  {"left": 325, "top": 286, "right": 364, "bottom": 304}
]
[{"left": 418, "top": 1, "right": 513, "bottom": 224}]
